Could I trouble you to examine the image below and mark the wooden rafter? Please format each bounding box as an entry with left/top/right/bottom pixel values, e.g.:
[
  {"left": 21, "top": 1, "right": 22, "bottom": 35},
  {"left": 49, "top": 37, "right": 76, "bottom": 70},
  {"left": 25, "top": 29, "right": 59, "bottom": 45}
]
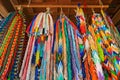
[
  {"left": 0, "top": 1, "right": 9, "bottom": 17},
  {"left": 112, "top": 9, "right": 120, "bottom": 25},
  {"left": 14, "top": 4, "right": 109, "bottom": 8},
  {"left": 58, "top": 0, "right": 71, "bottom": 4}
]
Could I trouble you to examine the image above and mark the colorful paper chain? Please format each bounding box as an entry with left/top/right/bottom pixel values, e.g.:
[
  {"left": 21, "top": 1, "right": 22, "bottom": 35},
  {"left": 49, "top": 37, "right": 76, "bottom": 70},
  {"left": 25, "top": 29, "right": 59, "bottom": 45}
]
[
  {"left": 0, "top": 8, "right": 119, "bottom": 80},
  {"left": 0, "top": 12, "right": 27, "bottom": 79}
]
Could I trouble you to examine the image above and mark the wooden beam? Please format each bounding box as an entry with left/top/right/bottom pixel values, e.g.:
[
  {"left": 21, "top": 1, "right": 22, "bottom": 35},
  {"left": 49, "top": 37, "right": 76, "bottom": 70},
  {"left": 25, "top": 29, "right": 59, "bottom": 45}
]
[
  {"left": 31, "top": 0, "right": 43, "bottom": 3},
  {"left": 10, "top": 0, "right": 17, "bottom": 10},
  {"left": 12, "top": 0, "right": 19, "bottom": 4},
  {"left": 112, "top": 9, "right": 120, "bottom": 25},
  {"left": 0, "top": 2, "right": 9, "bottom": 17},
  {"left": 14, "top": 4, "right": 109, "bottom": 8},
  {"left": 58, "top": 0, "right": 71, "bottom": 4}
]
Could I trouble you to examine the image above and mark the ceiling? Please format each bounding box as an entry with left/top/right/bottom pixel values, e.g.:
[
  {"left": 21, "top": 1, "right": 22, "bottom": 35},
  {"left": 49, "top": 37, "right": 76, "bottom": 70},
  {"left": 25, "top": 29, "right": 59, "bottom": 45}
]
[
  {"left": 0, "top": 0, "right": 120, "bottom": 24},
  {"left": 15, "top": 0, "right": 113, "bottom": 22},
  {"left": 17, "top": 0, "right": 112, "bottom": 5}
]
